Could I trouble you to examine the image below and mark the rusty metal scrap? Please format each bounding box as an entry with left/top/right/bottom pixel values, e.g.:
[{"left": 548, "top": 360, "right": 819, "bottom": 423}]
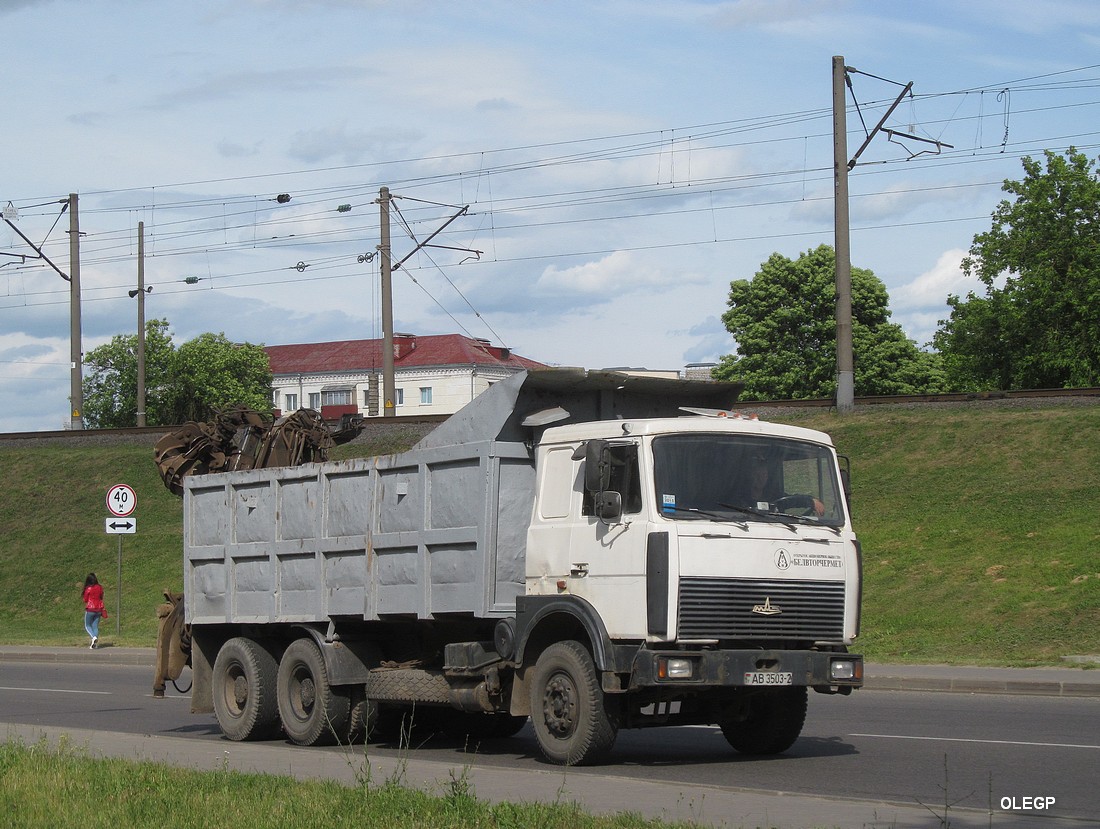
[{"left": 153, "top": 405, "right": 364, "bottom": 495}]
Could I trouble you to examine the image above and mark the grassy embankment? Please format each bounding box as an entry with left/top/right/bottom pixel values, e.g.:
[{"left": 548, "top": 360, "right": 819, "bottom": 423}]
[
  {"left": 0, "top": 403, "right": 1097, "bottom": 663},
  {"left": 0, "top": 737, "right": 695, "bottom": 829}
]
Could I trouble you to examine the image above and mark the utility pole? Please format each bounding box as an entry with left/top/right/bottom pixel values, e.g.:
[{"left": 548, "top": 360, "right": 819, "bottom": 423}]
[
  {"left": 832, "top": 56, "right": 854, "bottom": 415},
  {"left": 372, "top": 187, "right": 477, "bottom": 418},
  {"left": 377, "top": 187, "right": 396, "bottom": 417},
  {"left": 832, "top": 59, "right": 941, "bottom": 415},
  {"left": 135, "top": 222, "right": 147, "bottom": 426},
  {"left": 68, "top": 193, "right": 84, "bottom": 430}
]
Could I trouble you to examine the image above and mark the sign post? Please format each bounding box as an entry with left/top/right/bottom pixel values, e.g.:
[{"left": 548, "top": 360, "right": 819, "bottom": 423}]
[{"left": 105, "top": 484, "right": 137, "bottom": 635}]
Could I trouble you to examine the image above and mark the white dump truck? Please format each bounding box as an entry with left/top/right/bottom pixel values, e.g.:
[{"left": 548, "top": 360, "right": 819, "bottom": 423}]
[{"left": 178, "top": 368, "right": 863, "bottom": 765}]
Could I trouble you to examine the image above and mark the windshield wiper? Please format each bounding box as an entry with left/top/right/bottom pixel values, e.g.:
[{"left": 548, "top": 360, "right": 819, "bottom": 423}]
[
  {"left": 718, "top": 502, "right": 842, "bottom": 534},
  {"left": 717, "top": 502, "right": 800, "bottom": 532},
  {"left": 661, "top": 504, "right": 745, "bottom": 525},
  {"left": 786, "top": 513, "right": 842, "bottom": 534}
]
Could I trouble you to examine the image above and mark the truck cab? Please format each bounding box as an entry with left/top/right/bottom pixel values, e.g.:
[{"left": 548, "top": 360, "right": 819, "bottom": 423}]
[
  {"left": 514, "top": 410, "right": 862, "bottom": 763},
  {"left": 528, "top": 414, "right": 859, "bottom": 644}
]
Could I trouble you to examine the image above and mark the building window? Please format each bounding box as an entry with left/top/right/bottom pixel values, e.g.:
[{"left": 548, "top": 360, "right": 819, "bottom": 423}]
[
  {"left": 272, "top": 390, "right": 280, "bottom": 407},
  {"left": 309, "top": 392, "right": 321, "bottom": 409},
  {"left": 321, "top": 389, "right": 352, "bottom": 406},
  {"left": 420, "top": 387, "right": 433, "bottom": 405},
  {"left": 285, "top": 393, "right": 298, "bottom": 411},
  {"left": 395, "top": 388, "right": 404, "bottom": 406}
]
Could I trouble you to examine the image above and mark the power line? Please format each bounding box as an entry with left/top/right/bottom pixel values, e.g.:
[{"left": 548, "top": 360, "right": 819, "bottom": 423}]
[{"left": 3, "top": 64, "right": 1098, "bottom": 349}]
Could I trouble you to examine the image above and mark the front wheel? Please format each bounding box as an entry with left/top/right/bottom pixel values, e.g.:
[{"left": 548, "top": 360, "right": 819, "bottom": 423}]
[
  {"left": 720, "top": 686, "right": 807, "bottom": 755},
  {"left": 211, "top": 637, "right": 280, "bottom": 741},
  {"left": 529, "top": 641, "right": 618, "bottom": 765},
  {"left": 276, "top": 637, "right": 351, "bottom": 746}
]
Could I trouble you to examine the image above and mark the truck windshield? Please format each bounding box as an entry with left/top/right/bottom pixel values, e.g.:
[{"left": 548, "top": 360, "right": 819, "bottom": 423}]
[{"left": 652, "top": 434, "right": 845, "bottom": 527}]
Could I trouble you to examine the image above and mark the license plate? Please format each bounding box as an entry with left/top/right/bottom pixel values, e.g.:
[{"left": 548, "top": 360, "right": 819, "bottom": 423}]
[{"left": 744, "top": 671, "right": 793, "bottom": 686}]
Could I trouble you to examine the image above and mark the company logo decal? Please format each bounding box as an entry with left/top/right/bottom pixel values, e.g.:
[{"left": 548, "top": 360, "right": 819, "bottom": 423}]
[
  {"left": 751, "top": 597, "right": 783, "bottom": 615},
  {"left": 773, "top": 548, "right": 843, "bottom": 570}
]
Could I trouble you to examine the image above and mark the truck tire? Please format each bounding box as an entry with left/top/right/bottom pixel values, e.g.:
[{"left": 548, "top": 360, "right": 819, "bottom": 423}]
[
  {"left": 276, "top": 637, "right": 352, "bottom": 746},
  {"left": 529, "top": 641, "right": 618, "bottom": 765},
  {"left": 720, "top": 686, "right": 808, "bottom": 755},
  {"left": 211, "top": 637, "right": 280, "bottom": 741}
]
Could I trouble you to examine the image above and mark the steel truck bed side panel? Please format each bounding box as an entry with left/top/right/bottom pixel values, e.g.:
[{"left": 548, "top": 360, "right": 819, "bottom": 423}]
[{"left": 183, "top": 439, "right": 534, "bottom": 626}]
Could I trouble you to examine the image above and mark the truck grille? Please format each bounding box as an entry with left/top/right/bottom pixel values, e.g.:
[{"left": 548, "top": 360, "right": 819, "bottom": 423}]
[{"left": 677, "top": 578, "right": 845, "bottom": 640}]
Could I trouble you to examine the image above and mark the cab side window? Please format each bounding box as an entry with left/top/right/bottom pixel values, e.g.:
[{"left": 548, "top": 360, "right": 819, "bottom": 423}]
[{"left": 582, "top": 444, "right": 642, "bottom": 515}]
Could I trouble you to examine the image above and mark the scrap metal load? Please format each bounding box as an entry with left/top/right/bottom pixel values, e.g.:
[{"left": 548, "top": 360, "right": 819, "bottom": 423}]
[{"left": 153, "top": 405, "right": 364, "bottom": 495}]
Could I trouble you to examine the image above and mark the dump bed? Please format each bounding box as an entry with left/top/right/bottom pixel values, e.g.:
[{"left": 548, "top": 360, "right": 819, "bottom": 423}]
[
  {"left": 183, "top": 368, "right": 741, "bottom": 626},
  {"left": 185, "top": 438, "right": 536, "bottom": 624}
]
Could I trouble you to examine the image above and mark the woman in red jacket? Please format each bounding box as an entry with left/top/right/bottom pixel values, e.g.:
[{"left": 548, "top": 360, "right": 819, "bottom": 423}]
[{"left": 82, "top": 573, "right": 106, "bottom": 649}]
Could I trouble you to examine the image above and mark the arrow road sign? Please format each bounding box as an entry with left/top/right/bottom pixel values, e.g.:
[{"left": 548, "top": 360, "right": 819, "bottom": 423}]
[{"left": 105, "top": 517, "right": 136, "bottom": 534}]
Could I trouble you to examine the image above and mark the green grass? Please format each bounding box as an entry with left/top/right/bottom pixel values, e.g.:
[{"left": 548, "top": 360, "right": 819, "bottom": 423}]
[
  {"left": 0, "top": 738, "right": 701, "bottom": 829},
  {"left": 1, "top": 404, "right": 1098, "bottom": 663},
  {"left": 778, "top": 404, "right": 1100, "bottom": 665}
]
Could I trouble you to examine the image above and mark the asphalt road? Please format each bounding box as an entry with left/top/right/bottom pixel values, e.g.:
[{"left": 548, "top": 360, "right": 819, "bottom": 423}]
[{"left": 1, "top": 657, "right": 1097, "bottom": 828}]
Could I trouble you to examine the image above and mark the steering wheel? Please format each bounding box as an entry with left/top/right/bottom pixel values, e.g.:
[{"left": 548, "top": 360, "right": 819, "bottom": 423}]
[{"left": 775, "top": 494, "right": 823, "bottom": 517}]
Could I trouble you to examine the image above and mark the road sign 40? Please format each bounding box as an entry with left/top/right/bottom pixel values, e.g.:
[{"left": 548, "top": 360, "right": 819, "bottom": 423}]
[{"left": 106, "top": 484, "right": 136, "bottom": 517}]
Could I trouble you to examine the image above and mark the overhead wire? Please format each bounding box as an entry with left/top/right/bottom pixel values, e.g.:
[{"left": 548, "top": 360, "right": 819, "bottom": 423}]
[{"left": 4, "top": 65, "right": 1098, "bottom": 342}]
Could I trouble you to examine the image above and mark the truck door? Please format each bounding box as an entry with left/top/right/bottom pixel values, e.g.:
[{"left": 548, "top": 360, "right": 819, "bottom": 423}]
[{"left": 571, "top": 442, "right": 649, "bottom": 639}]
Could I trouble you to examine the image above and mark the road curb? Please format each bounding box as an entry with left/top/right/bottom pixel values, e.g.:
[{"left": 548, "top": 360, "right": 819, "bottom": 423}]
[
  {"left": 862, "top": 674, "right": 1099, "bottom": 698},
  {"left": 0, "top": 647, "right": 154, "bottom": 667}
]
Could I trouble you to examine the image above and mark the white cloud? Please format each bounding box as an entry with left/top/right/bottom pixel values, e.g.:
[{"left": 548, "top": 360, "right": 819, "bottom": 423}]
[
  {"left": 892, "top": 249, "right": 969, "bottom": 312},
  {"left": 534, "top": 250, "right": 693, "bottom": 296},
  {"left": 890, "top": 248, "right": 989, "bottom": 346}
]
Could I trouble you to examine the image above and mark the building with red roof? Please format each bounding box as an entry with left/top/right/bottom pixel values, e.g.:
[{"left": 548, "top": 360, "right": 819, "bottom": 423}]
[{"left": 267, "top": 333, "right": 545, "bottom": 420}]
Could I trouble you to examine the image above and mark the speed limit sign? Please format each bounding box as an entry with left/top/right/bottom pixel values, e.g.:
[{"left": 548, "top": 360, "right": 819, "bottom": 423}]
[{"left": 106, "top": 484, "right": 137, "bottom": 517}]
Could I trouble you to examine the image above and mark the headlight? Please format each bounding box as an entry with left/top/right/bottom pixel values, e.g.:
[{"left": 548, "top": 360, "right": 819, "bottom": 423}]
[
  {"left": 830, "top": 658, "right": 860, "bottom": 681},
  {"left": 657, "top": 657, "right": 693, "bottom": 680}
]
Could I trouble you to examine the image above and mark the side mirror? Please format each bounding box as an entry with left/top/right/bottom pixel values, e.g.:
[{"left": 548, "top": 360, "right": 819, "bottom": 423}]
[
  {"left": 583, "top": 439, "right": 611, "bottom": 492},
  {"left": 594, "top": 490, "right": 622, "bottom": 522}
]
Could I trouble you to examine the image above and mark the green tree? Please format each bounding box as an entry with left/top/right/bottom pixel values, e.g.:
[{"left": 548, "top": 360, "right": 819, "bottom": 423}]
[
  {"left": 82, "top": 323, "right": 273, "bottom": 427},
  {"left": 712, "top": 245, "right": 944, "bottom": 399},
  {"left": 933, "top": 148, "right": 1100, "bottom": 390},
  {"left": 83, "top": 318, "right": 176, "bottom": 428},
  {"left": 166, "top": 332, "right": 273, "bottom": 423}
]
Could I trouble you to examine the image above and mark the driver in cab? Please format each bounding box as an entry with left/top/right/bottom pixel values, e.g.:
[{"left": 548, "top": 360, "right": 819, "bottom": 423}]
[{"left": 745, "top": 452, "right": 825, "bottom": 517}]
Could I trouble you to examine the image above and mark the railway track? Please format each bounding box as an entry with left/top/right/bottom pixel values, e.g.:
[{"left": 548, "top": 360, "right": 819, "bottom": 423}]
[
  {"left": 743, "top": 386, "right": 1100, "bottom": 408},
  {"left": 2, "top": 388, "right": 1098, "bottom": 442},
  {"left": 0, "top": 413, "right": 450, "bottom": 443}
]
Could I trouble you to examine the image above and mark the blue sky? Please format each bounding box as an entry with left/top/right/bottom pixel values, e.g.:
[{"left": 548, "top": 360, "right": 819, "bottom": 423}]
[{"left": 2, "top": 0, "right": 1099, "bottom": 432}]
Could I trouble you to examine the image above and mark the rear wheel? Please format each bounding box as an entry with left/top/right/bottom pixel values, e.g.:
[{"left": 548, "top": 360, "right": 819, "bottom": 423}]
[
  {"left": 720, "top": 686, "right": 808, "bottom": 755},
  {"left": 529, "top": 641, "right": 618, "bottom": 765},
  {"left": 211, "top": 637, "right": 280, "bottom": 741},
  {"left": 276, "top": 637, "right": 351, "bottom": 746}
]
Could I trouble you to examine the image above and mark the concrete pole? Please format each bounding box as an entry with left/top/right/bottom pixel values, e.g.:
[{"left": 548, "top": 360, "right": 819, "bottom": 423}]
[
  {"left": 68, "top": 193, "right": 84, "bottom": 429},
  {"left": 832, "top": 56, "right": 855, "bottom": 414},
  {"left": 136, "top": 221, "right": 147, "bottom": 427},
  {"left": 378, "top": 186, "right": 396, "bottom": 417}
]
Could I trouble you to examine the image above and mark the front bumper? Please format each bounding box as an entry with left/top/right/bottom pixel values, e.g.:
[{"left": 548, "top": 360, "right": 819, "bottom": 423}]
[{"left": 629, "top": 648, "right": 863, "bottom": 691}]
